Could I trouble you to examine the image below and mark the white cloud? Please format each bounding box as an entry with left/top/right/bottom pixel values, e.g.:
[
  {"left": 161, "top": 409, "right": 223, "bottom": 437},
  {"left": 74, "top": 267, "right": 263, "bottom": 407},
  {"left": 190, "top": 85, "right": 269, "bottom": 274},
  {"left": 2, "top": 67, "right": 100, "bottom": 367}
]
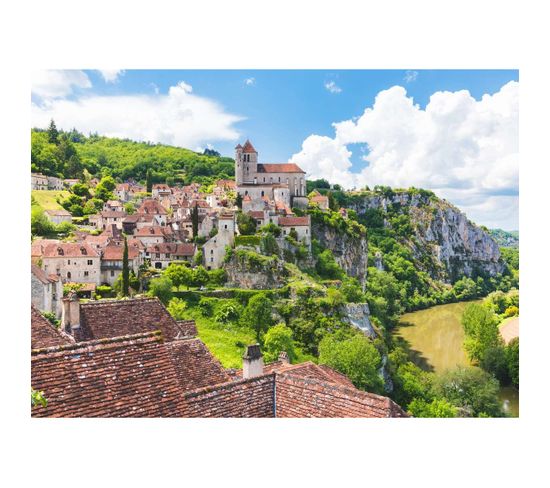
[
  {"left": 32, "top": 80, "right": 244, "bottom": 150},
  {"left": 290, "top": 81, "right": 519, "bottom": 229},
  {"left": 245, "top": 77, "right": 256, "bottom": 86},
  {"left": 98, "top": 69, "right": 125, "bottom": 83},
  {"left": 32, "top": 70, "right": 92, "bottom": 99},
  {"left": 324, "top": 81, "right": 342, "bottom": 94},
  {"left": 404, "top": 70, "right": 418, "bottom": 83}
]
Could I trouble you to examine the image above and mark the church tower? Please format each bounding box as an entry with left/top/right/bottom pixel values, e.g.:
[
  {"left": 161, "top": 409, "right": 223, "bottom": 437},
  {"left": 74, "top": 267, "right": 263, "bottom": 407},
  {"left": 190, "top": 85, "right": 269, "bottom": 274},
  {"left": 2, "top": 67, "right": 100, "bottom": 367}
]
[{"left": 241, "top": 140, "right": 258, "bottom": 183}]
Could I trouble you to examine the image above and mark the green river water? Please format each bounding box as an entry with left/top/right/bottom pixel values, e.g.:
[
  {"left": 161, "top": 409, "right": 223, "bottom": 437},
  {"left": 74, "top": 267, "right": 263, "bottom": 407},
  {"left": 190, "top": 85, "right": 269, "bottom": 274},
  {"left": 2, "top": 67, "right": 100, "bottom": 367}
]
[{"left": 396, "top": 301, "right": 519, "bottom": 417}]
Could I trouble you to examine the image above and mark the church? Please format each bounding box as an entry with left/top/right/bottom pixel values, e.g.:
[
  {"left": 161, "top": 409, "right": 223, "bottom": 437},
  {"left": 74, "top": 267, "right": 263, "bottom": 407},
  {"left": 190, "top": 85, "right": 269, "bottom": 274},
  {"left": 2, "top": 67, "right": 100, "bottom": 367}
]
[{"left": 235, "top": 140, "right": 309, "bottom": 209}]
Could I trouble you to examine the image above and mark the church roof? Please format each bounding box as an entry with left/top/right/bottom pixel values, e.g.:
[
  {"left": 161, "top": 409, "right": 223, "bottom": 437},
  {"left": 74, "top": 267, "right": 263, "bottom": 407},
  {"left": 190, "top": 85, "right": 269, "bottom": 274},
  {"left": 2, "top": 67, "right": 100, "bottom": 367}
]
[
  {"left": 257, "top": 163, "right": 305, "bottom": 174},
  {"left": 242, "top": 140, "right": 257, "bottom": 153}
]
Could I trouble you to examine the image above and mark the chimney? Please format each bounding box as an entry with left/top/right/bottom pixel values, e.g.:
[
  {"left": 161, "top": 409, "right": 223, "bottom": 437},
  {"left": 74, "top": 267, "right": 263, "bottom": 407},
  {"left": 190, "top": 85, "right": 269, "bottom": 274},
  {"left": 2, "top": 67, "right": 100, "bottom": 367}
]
[
  {"left": 243, "top": 344, "right": 264, "bottom": 379},
  {"left": 278, "top": 351, "right": 290, "bottom": 364},
  {"left": 61, "top": 291, "right": 80, "bottom": 334}
]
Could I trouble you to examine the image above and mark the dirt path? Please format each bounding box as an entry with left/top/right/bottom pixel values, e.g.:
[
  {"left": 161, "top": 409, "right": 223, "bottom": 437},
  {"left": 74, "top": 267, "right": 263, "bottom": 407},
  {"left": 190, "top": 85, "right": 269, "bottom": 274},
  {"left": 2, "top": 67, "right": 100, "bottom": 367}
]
[{"left": 500, "top": 317, "right": 519, "bottom": 344}]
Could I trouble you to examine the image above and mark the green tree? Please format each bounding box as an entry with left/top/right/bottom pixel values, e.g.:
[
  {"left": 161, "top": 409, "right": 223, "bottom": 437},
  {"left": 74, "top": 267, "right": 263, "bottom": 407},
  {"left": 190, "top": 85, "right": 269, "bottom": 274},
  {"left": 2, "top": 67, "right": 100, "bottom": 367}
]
[
  {"left": 124, "top": 202, "right": 136, "bottom": 214},
  {"left": 122, "top": 236, "right": 129, "bottom": 296},
  {"left": 167, "top": 298, "right": 187, "bottom": 320},
  {"left": 318, "top": 334, "right": 384, "bottom": 392},
  {"left": 434, "top": 367, "right": 504, "bottom": 417},
  {"left": 147, "top": 276, "right": 173, "bottom": 304},
  {"left": 146, "top": 168, "right": 153, "bottom": 193},
  {"left": 31, "top": 205, "right": 55, "bottom": 236},
  {"left": 237, "top": 212, "right": 256, "bottom": 235},
  {"left": 95, "top": 176, "right": 116, "bottom": 202},
  {"left": 462, "top": 303, "right": 502, "bottom": 364},
  {"left": 192, "top": 265, "right": 209, "bottom": 288},
  {"left": 191, "top": 203, "right": 199, "bottom": 238},
  {"left": 263, "top": 323, "right": 296, "bottom": 363},
  {"left": 47, "top": 119, "right": 59, "bottom": 144},
  {"left": 241, "top": 294, "right": 274, "bottom": 342},
  {"left": 164, "top": 263, "right": 193, "bottom": 289},
  {"left": 408, "top": 398, "right": 458, "bottom": 418},
  {"left": 506, "top": 338, "right": 519, "bottom": 387},
  {"left": 235, "top": 192, "right": 243, "bottom": 209},
  {"left": 315, "top": 249, "right": 342, "bottom": 279}
]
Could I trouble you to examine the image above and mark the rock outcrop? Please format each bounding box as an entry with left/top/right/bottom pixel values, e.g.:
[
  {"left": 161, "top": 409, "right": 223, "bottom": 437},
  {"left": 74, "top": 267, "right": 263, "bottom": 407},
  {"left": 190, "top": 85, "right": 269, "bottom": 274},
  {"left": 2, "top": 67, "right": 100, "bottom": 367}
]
[
  {"left": 340, "top": 303, "right": 377, "bottom": 339},
  {"left": 349, "top": 190, "right": 505, "bottom": 283},
  {"left": 311, "top": 221, "right": 368, "bottom": 287},
  {"left": 224, "top": 250, "right": 288, "bottom": 289}
]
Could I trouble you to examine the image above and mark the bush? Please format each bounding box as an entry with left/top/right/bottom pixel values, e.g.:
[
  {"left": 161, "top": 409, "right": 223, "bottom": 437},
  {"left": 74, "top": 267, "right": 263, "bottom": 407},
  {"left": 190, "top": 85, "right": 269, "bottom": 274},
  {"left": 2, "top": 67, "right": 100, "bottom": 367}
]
[
  {"left": 240, "top": 294, "right": 274, "bottom": 342},
  {"left": 504, "top": 305, "right": 519, "bottom": 317},
  {"left": 147, "top": 276, "right": 173, "bottom": 304},
  {"left": 167, "top": 298, "right": 187, "bottom": 320},
  {"left": 263, "top": 323, "right": 296, "bottom": 363},
  {"left": 315, "top": 249, "right": 343, "bottom": 279},
  {"left": 215, "top": 302, "right": 241, "bottom": 324},
  {"left": 198, "top": 297, "right": 216, "bottom": 316},
  {"left": 408, "top": 398, "right": 457, "bottom": 418},
  {"left": 235, "top": 235, "right": 261, "bottom": 247}
]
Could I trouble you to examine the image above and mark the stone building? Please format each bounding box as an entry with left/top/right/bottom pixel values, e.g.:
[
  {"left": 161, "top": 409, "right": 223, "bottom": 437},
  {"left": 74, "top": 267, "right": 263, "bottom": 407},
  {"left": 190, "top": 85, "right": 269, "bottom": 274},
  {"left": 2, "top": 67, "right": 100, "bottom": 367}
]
[
  {"left": 44, "top": 209, "right": 72, "bottom": 225},
  {"left": 31, "top": 264, "right": 62, "bottom": 318},
  {"left": 278, "top": 215, "right": 311, "bottom": 245},
  {"left": 235, "top": 140, "right": 308, "bottom": 208},
  {"left": 145, "top": 242, "right": 196, "bottom": 269},
  {"left": 31, "top": 173, "right": 49, "bottom": 190},
  {"left": 35, "top": 242, "right": 101, "bottom": 284},
  {"left": 100, "top": 243, "right": 142, "bottom": 286},
  {"left": 202, "top": 212, "right": 236, "bottom": 270}
]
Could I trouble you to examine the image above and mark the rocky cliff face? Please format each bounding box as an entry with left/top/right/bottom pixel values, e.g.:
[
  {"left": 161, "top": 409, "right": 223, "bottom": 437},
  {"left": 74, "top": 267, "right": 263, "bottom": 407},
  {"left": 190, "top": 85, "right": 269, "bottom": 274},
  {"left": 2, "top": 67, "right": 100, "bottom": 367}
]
[
  {"left": 349, "top": 191, "right": 505, "bottom": 283},
  {"left": 224, "top": 251, "right": 288, "bottom": 289},
  {"left": 340, "top": 303, "right": 377, "bottom": 338},
  {"left": 311, "top": 221, "right": 368, "bottom": 287}
]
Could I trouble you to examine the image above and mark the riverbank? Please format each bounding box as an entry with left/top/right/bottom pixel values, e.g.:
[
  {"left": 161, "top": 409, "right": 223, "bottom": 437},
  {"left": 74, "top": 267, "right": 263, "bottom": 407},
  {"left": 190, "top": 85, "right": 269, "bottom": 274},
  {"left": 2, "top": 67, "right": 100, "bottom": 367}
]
[{"left": 395, "top": 300, "right": 519, "bottom": 417}]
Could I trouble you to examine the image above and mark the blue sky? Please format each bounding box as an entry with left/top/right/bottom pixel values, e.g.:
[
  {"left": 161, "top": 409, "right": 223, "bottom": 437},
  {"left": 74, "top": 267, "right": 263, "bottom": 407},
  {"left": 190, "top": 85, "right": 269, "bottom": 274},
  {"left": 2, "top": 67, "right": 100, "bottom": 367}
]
[{"left": 31, "top": 69, "right": 519, "bottom": 229}]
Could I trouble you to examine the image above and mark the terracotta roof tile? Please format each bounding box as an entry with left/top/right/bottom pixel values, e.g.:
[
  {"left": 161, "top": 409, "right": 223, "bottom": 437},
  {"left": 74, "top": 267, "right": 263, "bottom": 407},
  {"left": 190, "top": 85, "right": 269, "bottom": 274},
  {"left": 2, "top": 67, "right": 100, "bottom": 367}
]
[
  {"left": 31, "top": 305, "right": 73, "bottom": 349},
  {"left": 278, "top": 216, "right": 310, "bottom": 227}
]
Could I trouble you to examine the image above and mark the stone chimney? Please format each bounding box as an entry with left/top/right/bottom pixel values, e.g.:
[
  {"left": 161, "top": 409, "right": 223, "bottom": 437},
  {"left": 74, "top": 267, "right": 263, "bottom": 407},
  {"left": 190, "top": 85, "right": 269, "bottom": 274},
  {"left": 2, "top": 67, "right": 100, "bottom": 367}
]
[
  {"left": 61, "top": 291, "right": 80, "bottom": 334},
  {"left": 278, "top": 351, "right": 290, "bottom": 364},
  {"left": 243, "top": 344, "right": 264, "bottom": 379}
]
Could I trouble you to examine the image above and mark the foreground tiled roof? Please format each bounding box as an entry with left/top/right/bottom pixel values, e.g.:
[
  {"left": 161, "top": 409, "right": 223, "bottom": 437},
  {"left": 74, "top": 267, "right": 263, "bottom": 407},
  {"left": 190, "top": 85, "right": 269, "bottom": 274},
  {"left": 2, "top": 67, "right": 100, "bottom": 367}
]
[
  {"left": 74, "top": 297, "right": 184, "bottom": 342},
  {"left": 166, "top": 338, "right": 230, "bottom": 391},
  {"left": 31, "top": 305, "right": 73, "bottom": 349},
  {"left": 257, "top": 163, "right": 305, "bottom": 174},
  {"left": 31, "top": 332, "right": 186, "bottom": 417}
]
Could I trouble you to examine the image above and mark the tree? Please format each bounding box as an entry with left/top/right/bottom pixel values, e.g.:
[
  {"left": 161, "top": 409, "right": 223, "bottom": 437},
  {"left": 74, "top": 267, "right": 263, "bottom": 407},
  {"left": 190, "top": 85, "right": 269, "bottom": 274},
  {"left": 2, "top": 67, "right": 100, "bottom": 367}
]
[
  {"left": 318, "top": 334, "right": 384, "bottom": 392},
  {"left": 263, "top": 323, "right": 296, "bottom": 363},
  {"left": 241, "top": 294, "right": 274, "bottom": 342},
  {"left": 237, "top": 212, "right": 256, "bottom": 235},
  {"left": 315, "top": 249, "right": 342, "bottom": 279},
  {"left": 31, "top": 205, "right": 55, "bottom": 236},
  {"left": 167, "top": 298, "right": 187, "bottom": 320},
  {"left": 164, "top": 263, "right": 193, "bottom": 289},
  {"left": 146, "top": 168, "right": 153, "bottom": 193},
  {"left": 408, "top": 398, "right": 457, "bottom": 418},
  {"left": 147, "top": 276, "right": 173, "bottom": 304},
  {"left": 462, "top": 303, "right": 502, "bottom": 364},
  {"left": 191, "top": 203, "right": 199, "bottom": 238},
  {"left": 47, "top": 119, "right": 59, "bottom": 144},
  {"left": 191, "top": 266, "right": 209, "bottom": 288},
  {"left": 434, "top": 367, "right": 504, "bottom": 417},
  {"left": 235, "top": 192, "right": 243, "bottom": 209},
  {"left": 95, "top": 176, "right": 116, "bottom": 202},
  {"left": 124, "top": 202, "right": 136, "bottom": 214},
  {"left": 506, "top": 338, "right": 519, "bottom": 387},
  {"left": 122, "top": 237, "right": 129, "bottom": 296}
]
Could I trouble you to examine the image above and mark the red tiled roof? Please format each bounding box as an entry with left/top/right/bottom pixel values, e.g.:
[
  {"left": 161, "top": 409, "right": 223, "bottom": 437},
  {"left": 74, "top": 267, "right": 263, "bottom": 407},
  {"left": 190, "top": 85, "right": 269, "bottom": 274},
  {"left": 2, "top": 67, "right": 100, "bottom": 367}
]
[
  {"left": 278, "top": 216, "right": 310, "bottom": 227},
  {"left": 31, "top": 332, "right": 186, "bottom": 417},
  {"left": 175, "top": 320, "right": 198, "bottom": 338},
  {"left": 257, "top": 163, "right": 305, "bottom": 174},
  {"left": 145, "top": 243, "right": 195, "bottom": 256},
  {"left": 102, "top": 244, "right": 140, "bottom": 260},
  {"left": 100, "top": 211, "right": 127, "bottom": 218},
  {"left": 31, "top": 264, "right": 56, "bottom": 285},
  {"left": 74, "top": 297, "right": 183, "bottom": 342},
  {"left": 242, "top": 140, "right": 257, "bottom": 153},
  {"left": 31, "top": 305, "right": 73, "bottom": 349},
  {"left": 311, "top": 195, "right": 329, "bottom": 203},
  {"left": 135, "top": 226, "right": 168, "bottom": 237},
  {"left": 248, "top": 211, "right": 264, "bottom": 219},
  {"left": 38, "top": 242, "right": 99, "bottom": 258},
  {"left": 166, "top": 338, "right": 230, "bottom": 391},
  {"left": 137, "top": 199, "right": 167, "bottom": 215}
]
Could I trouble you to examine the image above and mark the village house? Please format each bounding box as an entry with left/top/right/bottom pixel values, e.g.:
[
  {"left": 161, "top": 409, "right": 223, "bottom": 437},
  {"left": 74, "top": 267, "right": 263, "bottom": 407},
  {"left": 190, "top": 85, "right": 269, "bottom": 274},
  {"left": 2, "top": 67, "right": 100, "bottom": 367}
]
[
  {"left": 134, "top": 225, "right": 173, "bottom": 246},
  {"left": 100, "top": 243, "right": 142, "bottom": 285},
  {"left": 31, "top": 297, "right": 407, "bottom": 418},
  {"left": 103, "top": 200, "right": 124, "bottom": 212},
  {"left": 63, "top": 178, "right": 80, "bottom": 188},
  {"left": 91, "top": 210, "right": 127, "bottom": 230},
  {"left": 35, "top": 242, "right": 101, "bottom": 284},
  {"left": 152, "top": 183, "right": 172, "bottom": 199},
  {"left": 47, "top": 176, "right": 64, "bottom": 190},
  {"left": 137, "top": 199, "right": 168, "bottom": 225},
  {"left": 202, "top": 212, "right": 235, "bottom": 270},
  {"left": 31, "top": 173, "right": 49, "bottom": 190},
  {"left": 44, "top": 209, "right": 72, "bottom": 225},
  {"left": 31, "top": 264, "right": 62, "bottom": 318},
  {"left": 145, "top": 242, "right": 196, "bottom": 269},
  {"left": 309, "top": 190, "right": 330, "bottom": 210},
  {"left": 278, "top": 215, "right": 311, "bottom": 245}
]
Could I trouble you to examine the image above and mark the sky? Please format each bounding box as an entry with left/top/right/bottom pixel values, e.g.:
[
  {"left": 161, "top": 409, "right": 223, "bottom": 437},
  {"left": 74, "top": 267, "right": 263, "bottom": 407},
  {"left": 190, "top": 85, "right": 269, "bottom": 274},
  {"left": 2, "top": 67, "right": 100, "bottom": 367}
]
[{"left": 31, "top": 69, "right": 519, "bottom": 230}]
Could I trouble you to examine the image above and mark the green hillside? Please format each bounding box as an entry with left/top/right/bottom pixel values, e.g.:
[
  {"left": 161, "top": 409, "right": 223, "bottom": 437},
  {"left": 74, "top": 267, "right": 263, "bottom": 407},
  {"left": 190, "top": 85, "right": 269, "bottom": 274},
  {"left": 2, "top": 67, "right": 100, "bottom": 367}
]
[{"left": 31, "top": 190, "right": 69, "bottom": 211}]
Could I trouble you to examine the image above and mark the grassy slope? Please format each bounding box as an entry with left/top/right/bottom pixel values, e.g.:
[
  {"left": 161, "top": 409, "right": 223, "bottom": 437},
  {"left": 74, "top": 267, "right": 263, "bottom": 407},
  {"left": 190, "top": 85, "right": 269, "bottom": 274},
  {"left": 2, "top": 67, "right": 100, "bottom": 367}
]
[{"left": 32, "top": 190, "right": 69, "bottom": 211}]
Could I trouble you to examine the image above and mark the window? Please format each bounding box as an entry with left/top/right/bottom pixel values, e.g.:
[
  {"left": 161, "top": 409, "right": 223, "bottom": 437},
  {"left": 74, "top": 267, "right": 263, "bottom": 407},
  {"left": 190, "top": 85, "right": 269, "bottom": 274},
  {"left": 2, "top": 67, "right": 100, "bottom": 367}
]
[
  {"left": 210, "top": 257, "right": 214, "bottom": 262},
  {"left": 210, "top": 249, "right": 214, "bottom": 254},
  {"left": 67, "top": 272, "right": 71, "bottom": 279},
  {"left": 165, "top": 254, "right": 170, "bottom": 258},
  {"left": 84, "top": 271, "right": 89, "bottom": 277},
  {"left": 224, "top": 224, "right": 227, "bottom": 229},
  {"left": 156, "top": 253, "right": 160, "bottom": 258},
  {"left": 261, "top": 191, "right": 264, "bottom": 197},
  {"left": 155, "top": 262, "right": 162, "bottom": 269},
  {"left": 87, "top": 260, "right": 93, "bottom": 265},
  {"left": 67, "top": 260, "right": 70, "bottom": 265},
  {"left": 278, "top": 177, "right": 281, "bottom": 182},
  {"left": 110, "top": 270, "right": 115, "bottom": 277}
]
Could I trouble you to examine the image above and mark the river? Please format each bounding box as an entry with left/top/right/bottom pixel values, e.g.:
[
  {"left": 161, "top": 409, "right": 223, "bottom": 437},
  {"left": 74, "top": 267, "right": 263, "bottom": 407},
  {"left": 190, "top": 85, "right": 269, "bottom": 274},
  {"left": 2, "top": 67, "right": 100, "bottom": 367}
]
[{"left": 396, "top": 301, "right": 519, "bottom": 417}]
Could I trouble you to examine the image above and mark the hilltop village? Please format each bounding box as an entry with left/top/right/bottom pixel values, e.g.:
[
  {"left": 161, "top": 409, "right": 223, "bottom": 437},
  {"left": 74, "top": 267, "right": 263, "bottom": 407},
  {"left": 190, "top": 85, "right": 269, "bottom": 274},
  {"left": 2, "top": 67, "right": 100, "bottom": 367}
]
[{"left": 31, "top": 140, "right": 408, "bottom": 418}]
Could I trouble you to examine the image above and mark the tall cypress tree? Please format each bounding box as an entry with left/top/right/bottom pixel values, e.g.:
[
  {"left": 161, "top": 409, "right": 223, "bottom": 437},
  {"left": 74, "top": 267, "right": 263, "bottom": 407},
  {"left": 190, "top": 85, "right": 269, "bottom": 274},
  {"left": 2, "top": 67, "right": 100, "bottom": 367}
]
[
  {"left": 146, "top": 168, "right": 153, "bottom": 193},
  {"left": 122, "top": 236, "right": 129, "bottom": 296},
  {"left": 192, "top": 203, "right": 199, "bottom": 238},
  {"left": 47, "top": 119, "right": 59, "bottom": 144}
]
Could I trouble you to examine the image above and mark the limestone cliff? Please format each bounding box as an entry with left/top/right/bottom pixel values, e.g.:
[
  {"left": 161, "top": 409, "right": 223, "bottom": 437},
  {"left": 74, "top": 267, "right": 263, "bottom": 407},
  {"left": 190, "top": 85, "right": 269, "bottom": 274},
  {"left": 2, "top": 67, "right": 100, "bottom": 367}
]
[
  {"left": 348, "top": 190, "right": 505, "bottom": 283},
  {"left": 224, "top": 249, "right": 288, "bottom": 289},
  {"left": 311, "top": 221, "right": 368, "bottom": 287}
]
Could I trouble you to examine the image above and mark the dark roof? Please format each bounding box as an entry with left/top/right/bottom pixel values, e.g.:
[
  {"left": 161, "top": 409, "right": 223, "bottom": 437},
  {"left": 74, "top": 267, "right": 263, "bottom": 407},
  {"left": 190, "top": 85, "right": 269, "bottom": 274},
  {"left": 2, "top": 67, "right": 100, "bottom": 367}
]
[
  {"left": 31, "top": 305, "right": 73, "bottom": 350},
  {"left": 166, "top": 338, "right": 230, "bottom": 391},
  {"left": 31, "top": 332, "right": 186, "bottom": 417},
  {"left": 257, "top": 163, "right": 305, "bottom": 174},
  {"left": 74, "top": 297, "right": 183, "bottom": 342}
]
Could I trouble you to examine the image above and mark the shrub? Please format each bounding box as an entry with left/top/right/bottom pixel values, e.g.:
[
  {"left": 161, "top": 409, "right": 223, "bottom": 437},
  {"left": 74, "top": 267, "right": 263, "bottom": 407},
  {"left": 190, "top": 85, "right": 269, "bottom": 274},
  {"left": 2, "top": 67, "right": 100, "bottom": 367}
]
[
  {"left": 198, "top": 297, "right": 216, "bottom": 316},
  {"left": 504, "top": 305, "right": 519, "bottom": 317},
  {"left": 263, "top": 323, "right": 296, "bottom": 363},
  {"left": 215, "top": 302, "right": 241, "bottom": 324},
  {"left": 167, "top": 298, "right": 187, "bottom": 320},
  {"left": 147, "top": 276, "right": 173, "bottom": 304}
]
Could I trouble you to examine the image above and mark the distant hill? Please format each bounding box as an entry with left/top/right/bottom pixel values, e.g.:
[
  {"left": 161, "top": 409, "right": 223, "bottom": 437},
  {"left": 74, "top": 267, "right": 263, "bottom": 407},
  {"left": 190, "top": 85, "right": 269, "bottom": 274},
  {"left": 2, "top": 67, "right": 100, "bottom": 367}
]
[
  {"left": 31, "top": 125, "right": 235, "bottom": 186},
  {"left": 488, "top": 229, "right": 519, "bottom": 248}
]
